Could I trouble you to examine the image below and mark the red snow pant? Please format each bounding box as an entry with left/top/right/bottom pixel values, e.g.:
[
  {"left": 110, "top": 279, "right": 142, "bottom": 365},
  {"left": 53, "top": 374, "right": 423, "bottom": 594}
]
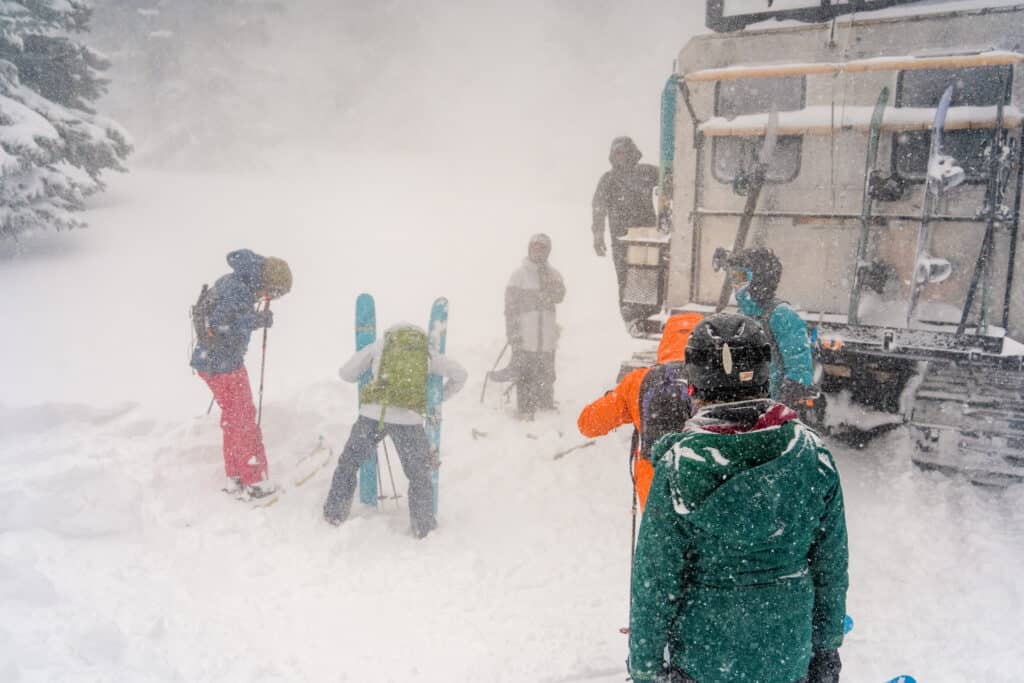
[{"left": 200, "top": 366, "right": 268, "bottom": 486}]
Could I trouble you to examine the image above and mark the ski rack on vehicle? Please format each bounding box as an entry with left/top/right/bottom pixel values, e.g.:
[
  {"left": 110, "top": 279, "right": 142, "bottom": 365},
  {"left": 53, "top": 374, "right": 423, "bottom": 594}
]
[{"left": 626, "top": 4, "right": 1024, "bottom": 485}]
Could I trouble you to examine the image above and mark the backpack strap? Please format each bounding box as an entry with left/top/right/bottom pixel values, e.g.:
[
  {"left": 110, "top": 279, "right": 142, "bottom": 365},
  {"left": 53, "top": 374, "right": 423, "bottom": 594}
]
[{"left": 757, "top": 298, "right": 786, "bottom": 373}]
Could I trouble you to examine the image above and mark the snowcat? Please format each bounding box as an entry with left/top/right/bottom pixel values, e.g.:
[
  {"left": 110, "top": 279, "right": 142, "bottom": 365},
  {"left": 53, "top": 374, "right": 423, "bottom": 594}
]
[{"left": 623, "top": 0, "right": 1024, "bottom": 485}]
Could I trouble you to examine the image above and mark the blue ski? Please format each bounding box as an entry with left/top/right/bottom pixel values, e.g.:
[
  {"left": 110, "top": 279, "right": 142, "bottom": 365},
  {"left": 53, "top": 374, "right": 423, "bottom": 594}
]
[
  {"left": 356, "top": 293, "right": 378, "bottom": 506},
  {"left": 426, "top": 297, "right": 449, "bottom": 513},
  {"left": 844, "top": 616, "right": 915, "bottom": 683}
]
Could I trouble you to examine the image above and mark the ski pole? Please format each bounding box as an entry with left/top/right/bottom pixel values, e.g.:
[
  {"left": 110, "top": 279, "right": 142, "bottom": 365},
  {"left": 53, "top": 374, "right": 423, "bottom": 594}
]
[
  {"left": 375, "top": 444, "right": 384, "bottom": 503},
  {"left": 625, "top": 430, "right": 640, "bottom": 634},
  {"left": 480, "top": 342, "right": 511, "bottom": 403},
  {"left": 716, "top": 108, "right": 778, "bottom": 311},
  {"left": 380, "top": 438, "right": 401, "bottom": 509},
  {"left": 256, "top": 297, "right": 270, "bottom": 426},
  {"left": 551, "top": 439, "right": 597, "bottom": 460},
  {"left": 206, "top": 397, "right": 215, "bottom": 415}
]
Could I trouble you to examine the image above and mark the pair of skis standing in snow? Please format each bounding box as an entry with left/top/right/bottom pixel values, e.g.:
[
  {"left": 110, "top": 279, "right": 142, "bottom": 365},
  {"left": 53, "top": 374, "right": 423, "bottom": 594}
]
[
  {"left": 190, "top": 249, "right": 466, "bottom": 538},
  {"left": 322, "top": 294, "right": 467, "bottom": 539}
]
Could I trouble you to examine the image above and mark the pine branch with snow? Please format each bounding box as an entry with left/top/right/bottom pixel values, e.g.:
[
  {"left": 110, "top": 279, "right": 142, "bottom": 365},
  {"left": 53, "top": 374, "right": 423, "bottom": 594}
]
[{"left": 0, "top": 0, "right": 132, "bottom": 239}]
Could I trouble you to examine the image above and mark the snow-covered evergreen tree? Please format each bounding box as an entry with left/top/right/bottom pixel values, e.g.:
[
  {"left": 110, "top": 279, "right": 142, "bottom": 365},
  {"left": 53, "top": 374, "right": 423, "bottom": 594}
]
[{"left": 0, "top": 1, "right": 131, "bottom": 239}]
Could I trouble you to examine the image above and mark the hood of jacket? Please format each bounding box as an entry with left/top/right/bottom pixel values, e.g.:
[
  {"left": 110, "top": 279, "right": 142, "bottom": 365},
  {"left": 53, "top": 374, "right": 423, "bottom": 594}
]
[
  {"left": 685, "top": 398, "right": 797, "bottom": 434},
  {"left": 656, "top": 312, "right": 703, "bottom": 363},
  {"left": 226, "top": 249, "right": 265, "bottom": 290}
]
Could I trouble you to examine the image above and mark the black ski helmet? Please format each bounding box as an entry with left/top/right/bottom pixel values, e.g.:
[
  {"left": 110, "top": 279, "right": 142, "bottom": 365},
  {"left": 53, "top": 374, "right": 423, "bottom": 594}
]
[
  {"left": 684, "top": 313, "right": 772, "bottom": 402},
  {"left": 732, "top": 247, "right": 782, "bottom": 305}
]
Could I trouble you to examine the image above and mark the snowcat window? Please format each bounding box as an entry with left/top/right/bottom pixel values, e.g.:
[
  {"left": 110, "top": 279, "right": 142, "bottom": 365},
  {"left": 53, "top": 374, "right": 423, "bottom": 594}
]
[
  {"left": 894, "top": 65, "right": 1012, "bottom": 182},
  {"left": 712, "top": 76, "right": 804, "bottom": 185}
]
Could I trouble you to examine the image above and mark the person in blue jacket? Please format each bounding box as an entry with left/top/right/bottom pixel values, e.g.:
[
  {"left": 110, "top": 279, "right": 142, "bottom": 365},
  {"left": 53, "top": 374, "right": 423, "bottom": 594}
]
[
  {"left": 191, "top": 249, "right": 292, "bottom": 498},
  {"left": 727, "top": 247, "right": 815, "bottom": 407}
]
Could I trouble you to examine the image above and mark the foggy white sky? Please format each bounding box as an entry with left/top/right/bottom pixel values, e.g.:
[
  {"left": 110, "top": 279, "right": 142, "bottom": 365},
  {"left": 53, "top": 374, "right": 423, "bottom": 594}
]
[{"left": 94, "top": 1, "right": 704, "bottom": 194}]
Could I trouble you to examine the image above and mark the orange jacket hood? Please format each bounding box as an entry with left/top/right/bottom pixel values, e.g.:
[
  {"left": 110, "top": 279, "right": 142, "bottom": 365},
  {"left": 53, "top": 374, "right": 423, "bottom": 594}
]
[{"left": 656, "top": 312, "right": 703, "bottom": 363}]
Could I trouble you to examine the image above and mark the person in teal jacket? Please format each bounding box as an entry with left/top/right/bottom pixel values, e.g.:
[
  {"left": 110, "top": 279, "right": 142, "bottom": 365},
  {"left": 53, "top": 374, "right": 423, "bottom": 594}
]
[
  {"left": 628, "top": 312, "right": 848, "bottom": 683},
  {"left": 728, "top": 247, "right": 815, "bottom": 407}
]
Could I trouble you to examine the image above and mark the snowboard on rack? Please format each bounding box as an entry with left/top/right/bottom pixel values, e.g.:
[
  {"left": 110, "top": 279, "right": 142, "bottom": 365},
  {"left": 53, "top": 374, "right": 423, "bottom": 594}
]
[
  {"left": 848, "top": 86, "right": 889, "bottom": 325},
  {"left": 426, "top": 297, "right": 449, "bottom": 513},
  {"left": 356, "top": 293, "right": 379, "bottom": 506},
  {"left": 906, "top": 84, "right": 963, "bottom": 325}
]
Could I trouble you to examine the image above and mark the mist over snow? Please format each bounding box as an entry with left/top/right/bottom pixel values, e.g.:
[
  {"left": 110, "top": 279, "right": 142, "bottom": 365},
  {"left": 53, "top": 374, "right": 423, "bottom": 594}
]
[{"left": 1, "top": 2, "right": 1023, "bottom": 682}]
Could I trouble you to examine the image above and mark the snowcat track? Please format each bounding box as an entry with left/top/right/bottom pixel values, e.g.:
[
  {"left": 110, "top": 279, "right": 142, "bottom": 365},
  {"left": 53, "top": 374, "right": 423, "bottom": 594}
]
[{"left": 909, "top": 362, "right": 1024, "bottom": 486}]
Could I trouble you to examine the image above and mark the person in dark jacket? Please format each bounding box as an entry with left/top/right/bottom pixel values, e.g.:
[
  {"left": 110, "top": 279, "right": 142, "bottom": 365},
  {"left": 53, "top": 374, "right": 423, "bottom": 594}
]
[
  {"left": 488, "top": 234, "right": 566, "bottom": 420},
  {"left": 191, "top": 249, "right": 292, "bottom": 498},
  {"left": 629, "top": 312, "right": 848, "bottom": 683},
  {"left": 591, "top": 136, "right": 659, "bottom": 324}
]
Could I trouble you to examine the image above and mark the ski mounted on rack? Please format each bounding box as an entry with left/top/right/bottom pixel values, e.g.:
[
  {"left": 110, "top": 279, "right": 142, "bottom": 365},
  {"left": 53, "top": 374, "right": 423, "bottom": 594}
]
[
  {"left": 848, "top": 87, "right": 890, "bottom": 325},
  {"left": 957, "top": 70, "right": 1016, "bottom": 336},
  {"left": 906, "top": 84, "right": 963, "bottom": 327},
  {"left": 716, "top": 108, "right": 779, "bottom": 311}
]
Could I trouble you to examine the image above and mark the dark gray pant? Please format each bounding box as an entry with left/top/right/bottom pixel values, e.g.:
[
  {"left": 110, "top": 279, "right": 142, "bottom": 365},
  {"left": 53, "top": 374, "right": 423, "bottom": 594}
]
[
  {"left": 324, "top": 416, "right": 435, "bottom": 535},
  {"left": 515, "top": 351, "right": 555, "bottom": 416},
  {"left": 490, "top": 350, "right": 555, "bottom": 417}
]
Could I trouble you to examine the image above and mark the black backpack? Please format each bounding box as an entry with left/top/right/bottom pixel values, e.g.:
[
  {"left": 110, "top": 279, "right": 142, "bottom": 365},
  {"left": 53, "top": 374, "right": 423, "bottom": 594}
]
[
  {"left": 638, "top": 361, "right": 692, "bottom": 460},
  {"left": 191, "top": 283, "right": 217, "bottom": 348}
]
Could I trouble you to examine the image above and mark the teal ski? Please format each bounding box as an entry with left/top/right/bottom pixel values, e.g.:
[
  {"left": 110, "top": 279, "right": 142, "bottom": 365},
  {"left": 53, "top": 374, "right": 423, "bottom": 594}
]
[
  {"left": 426, "top": 297, "right": 449, "bottom": 513},
  {"left": 356, "top": 293, "right": 379, "bottom": 506}
]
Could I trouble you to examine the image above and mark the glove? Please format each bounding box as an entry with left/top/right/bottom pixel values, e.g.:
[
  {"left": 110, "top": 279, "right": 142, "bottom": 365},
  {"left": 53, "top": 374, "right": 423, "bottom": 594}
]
[
  {"left": 593, "top": 233, "right": 607, "bottom": 257},
  {"left": 252, "top": 309, "right": 274, "bottom": 329},
  {"left": 806, "top": 649, "right": 841, "bottom": 683},
  {"left": 777, "top": 378, "right": 807, "bottom": 408}
]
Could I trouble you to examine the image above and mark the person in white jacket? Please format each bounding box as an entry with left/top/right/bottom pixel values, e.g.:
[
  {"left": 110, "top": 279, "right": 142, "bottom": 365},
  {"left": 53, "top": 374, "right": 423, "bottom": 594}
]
[
  {"left": 489, "top": 234, "right": 566, "bottom": 419},
  {"left": 323, "top": 323, "right": 467, "bottom": 538}
]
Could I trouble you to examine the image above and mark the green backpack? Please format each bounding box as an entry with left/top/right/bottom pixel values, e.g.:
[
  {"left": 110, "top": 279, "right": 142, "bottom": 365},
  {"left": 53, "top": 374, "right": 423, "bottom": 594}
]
[{"left": 360, "top": 326, "right": 430, "bottom": 415}]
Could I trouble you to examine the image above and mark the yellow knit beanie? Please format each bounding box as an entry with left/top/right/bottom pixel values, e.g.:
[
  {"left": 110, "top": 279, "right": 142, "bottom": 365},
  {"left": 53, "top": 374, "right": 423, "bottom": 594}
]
[{"left": 261, "top": 257, "right": 292, "bottom": 297}]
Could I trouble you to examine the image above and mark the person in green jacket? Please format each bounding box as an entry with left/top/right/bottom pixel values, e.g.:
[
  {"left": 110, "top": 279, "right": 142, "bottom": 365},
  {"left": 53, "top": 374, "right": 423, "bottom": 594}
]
[{"left": 628, "top": 312, "right": 848, "bottom": 683}]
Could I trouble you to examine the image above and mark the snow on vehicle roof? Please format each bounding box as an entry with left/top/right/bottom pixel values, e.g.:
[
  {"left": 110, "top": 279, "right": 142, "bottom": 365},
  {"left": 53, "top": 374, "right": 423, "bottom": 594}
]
[
  {"left": 683, "top": 51, "right": 1024, "bottom": 82},
  {"left": 700, "top": 104, "right": 1023, "bottom": 136}
]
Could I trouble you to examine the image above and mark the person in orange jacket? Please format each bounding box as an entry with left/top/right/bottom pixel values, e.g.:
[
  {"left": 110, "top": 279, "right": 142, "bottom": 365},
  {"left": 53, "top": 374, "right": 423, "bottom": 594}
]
[{"left": 577, "top": 312, "right": 703, "bottom": 510}]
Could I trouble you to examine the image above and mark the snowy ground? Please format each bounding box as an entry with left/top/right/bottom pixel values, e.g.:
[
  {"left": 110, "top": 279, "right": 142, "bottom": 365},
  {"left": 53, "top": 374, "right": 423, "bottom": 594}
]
[{"left": 1, "top": 167, "right": 1023, "bottom": 682}]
